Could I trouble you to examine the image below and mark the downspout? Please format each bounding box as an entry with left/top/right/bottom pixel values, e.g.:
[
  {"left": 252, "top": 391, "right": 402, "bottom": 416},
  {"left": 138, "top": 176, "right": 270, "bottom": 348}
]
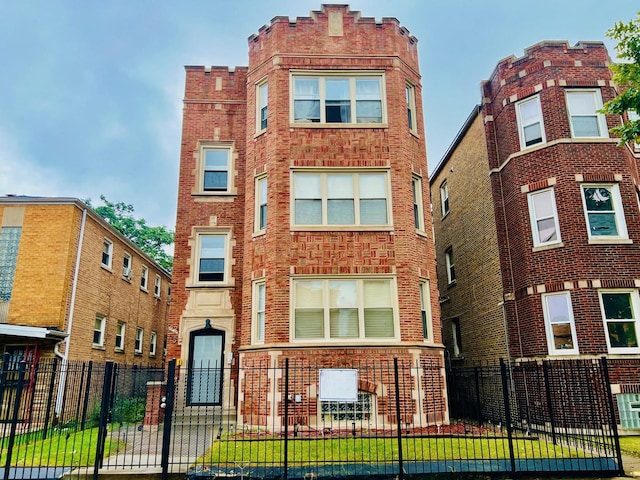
[{"left": 55, "top": 207, "right": 87, "bottom": 416}]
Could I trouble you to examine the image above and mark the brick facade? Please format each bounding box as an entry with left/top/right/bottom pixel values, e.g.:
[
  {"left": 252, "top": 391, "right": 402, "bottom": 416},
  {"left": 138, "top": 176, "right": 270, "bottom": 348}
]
[
  {"left": 0, "top": 197, "right": 170, "bottom": 367},
  {"left": 169, "top": 5, "right": 447, "bottom": 428}
]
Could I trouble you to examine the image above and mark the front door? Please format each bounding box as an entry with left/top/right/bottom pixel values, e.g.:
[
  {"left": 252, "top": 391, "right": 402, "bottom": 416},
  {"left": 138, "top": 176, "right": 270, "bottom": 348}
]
[{"left": 187, "top": 328, "right": 224, "bottom": 406}]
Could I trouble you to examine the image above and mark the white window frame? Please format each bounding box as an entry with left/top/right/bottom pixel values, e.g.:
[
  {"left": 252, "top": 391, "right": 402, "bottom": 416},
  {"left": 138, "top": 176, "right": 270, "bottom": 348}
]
[
  {"left": 291, "top": 72, "right": 386, "bottom": 125},
  {"left": 150, "top": 331, "right": 157, "bottom": 356},
  {"left": 93, "top": 314, "right": 106, "bottom": 347},
  {"left": 406, "top": 83, "right": 417, "bottom": 132},
  {"left": 194, "top": 231, "right": 231, "bottom": 285},
  {"left": 291, "top": 170, "right": 391, "bottom": 229},
  {"left": 154, "top": 274, "right": 161, "bottom": 298},
  {"left": 135, "top": 327, "right": 144, "bottom": 354},
  {"left": 440, "top": 181, "right": 449, "bottom": 217},
  {"left": 599, "top": 289, "right": 640, "bottom": 354},
  {"left": 412, "top": 175, "right": 425, "bottom": 231},
  {"left": 253, "top": 280, "right": 266, "bottom": 344},
  {"left": 580, "top": 183, "right": 628, "bottom": 241},
  {"left": 122, "top": 252, "right": 132, "bottom": 279},
  {"left": 445, "top": 248, "right": 456, "bottom": 285},
  {"left": 140, "top": 265, "right": 149, "bottom": 291},
  {"left": 115, "top": 321, "right": 126, "bottom": 351},
  {"left": 101, "top": 238, "right": 113, "bottom": 268},
  {"left": 255, "top": 175, "right": 267, "bottom": 234},
  {"left": 516, "top": 95, "right": 546, "bottom": 149},
  {"left": 420, "top": 279, "right": 432, "bottom": 341},
  {"left": 566, "top": 89, "right": 608, "bottom": 138},
  {"left": 527, "top": 188, "right": 561, "bottom": 248},
  {"left": 542, "top": 292, "right": 579, "bottom": 355},
  {"left": 257, "top": 80, "right": 268, "bottom": 132},
  {"left": 198, "top": 143, "right": 234, "bottom": 195},
  {"left": 291, "top": 277, "right": 399, "bottom": 343}
]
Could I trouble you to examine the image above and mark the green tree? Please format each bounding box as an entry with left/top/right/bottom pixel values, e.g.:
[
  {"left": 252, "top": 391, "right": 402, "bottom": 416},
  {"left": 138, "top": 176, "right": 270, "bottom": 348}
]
[
  {"left": 87, "top": 195, "right": 174, "bottom": 272},
  {"left": 602, "top": 12, "right": 640, "bottom": 144}
]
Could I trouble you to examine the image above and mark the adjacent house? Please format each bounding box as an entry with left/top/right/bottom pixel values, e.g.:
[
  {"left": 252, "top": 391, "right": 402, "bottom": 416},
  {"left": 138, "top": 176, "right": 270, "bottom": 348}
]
[
  {"left": 0, "top": 196, "right": 170, "bottom": 367},
  {"left": 168, "top": 4, "right": 447, "bottom": 428},
  {"left": 430, "top": 41, "right": 640, "bottom": 429}
]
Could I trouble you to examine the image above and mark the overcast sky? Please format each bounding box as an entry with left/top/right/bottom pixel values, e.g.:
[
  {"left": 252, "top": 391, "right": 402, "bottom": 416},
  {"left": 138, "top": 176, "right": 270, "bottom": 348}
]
[{"left": 0, "top": 1, "right": 637, "bottom": 230}]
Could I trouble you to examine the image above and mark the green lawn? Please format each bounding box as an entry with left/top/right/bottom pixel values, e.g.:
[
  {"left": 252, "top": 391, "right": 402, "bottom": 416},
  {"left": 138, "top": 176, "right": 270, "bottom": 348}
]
[
  {"left": 620, "top": 436, "right": 640, "bottom": 457},
  {"left": 0, "top": 427, "right": 125, "bottom": 467},
  {"left": 202, "top": 436, "right": 584, "bottom": 465}
]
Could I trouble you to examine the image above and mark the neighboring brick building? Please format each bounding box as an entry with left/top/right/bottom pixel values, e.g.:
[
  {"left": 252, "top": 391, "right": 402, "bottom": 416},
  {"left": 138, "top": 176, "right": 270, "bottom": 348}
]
[
  {"left": 169, "top": 4, "right": 446, "bottom": 428},
  {"left": 430, "top": 41, "right": 640, "bottom": 429},
  {"left": 0, "top": 196, "right": 170, "bottom": 367}
]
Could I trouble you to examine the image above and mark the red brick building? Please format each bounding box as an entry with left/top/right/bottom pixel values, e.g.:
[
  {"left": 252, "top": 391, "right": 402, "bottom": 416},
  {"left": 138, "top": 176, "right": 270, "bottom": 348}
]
[
  {"left": 168, "top": 5, "right": 446, "bottom": 428},
  {"left": 430, "top": 41, "right": 640, "bottom": 430}
]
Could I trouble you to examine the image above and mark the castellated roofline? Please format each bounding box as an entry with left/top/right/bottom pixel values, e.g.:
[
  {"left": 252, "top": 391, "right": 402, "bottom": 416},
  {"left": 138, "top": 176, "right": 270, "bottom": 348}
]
[{"left": 247, "top": 4, "right": 417, "bottom": 45}]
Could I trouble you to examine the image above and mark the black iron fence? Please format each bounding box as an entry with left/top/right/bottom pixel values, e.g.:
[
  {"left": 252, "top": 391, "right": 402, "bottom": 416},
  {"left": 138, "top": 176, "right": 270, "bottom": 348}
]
[{"left": 0, "top": 355, "right": 624, "bottom": 479}]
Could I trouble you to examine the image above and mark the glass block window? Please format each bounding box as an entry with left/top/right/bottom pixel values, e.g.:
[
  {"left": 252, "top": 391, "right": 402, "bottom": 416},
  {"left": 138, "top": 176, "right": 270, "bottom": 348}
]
[{"left": 0, "top": 227, "right": 21, "bottom": 302}]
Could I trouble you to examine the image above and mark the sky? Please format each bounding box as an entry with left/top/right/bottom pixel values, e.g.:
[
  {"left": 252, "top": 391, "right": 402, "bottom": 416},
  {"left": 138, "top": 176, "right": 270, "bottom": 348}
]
[{"left": 0, "top": 1, "right": 637, "bottom": 231}]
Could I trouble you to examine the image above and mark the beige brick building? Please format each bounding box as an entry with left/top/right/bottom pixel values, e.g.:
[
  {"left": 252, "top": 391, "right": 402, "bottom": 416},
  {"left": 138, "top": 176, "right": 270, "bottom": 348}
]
[{"left": 0, "top": 196, "right": 170, "bottom": 367}]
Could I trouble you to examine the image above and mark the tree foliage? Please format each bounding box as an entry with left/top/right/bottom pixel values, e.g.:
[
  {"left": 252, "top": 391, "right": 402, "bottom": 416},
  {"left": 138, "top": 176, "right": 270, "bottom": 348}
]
[
  {"left": 602, "top": 12, "right": 640, "bottom": 144},
  {"left": 87, "top": 195, "right": 174, "bottom": 272}
]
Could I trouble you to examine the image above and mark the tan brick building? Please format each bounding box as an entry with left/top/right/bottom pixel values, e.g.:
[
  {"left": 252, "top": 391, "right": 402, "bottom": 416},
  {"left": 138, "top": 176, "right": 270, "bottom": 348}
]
[
  {"left": 0, "top": 196, "right": 170, "bottom": 367},
  {"left": 430, "top": 41, "right": 640, "bottom": 429},
  {"left": 168, "top": 5, "right": 446, "bottom": 428}
]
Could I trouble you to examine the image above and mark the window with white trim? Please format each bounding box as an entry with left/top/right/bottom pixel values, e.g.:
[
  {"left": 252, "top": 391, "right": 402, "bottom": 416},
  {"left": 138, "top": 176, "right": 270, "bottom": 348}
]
[
  {"left": 566, "top": 90, "right": 608, "bottom": 138},
  {"left": 102, "top": 239, "right": 113, "bottom": 268},
  {"left": 196, "top": 233, "right": 229, "bottom": 283},
  {"left": 292, "top": 171, "right": 389, "bottom": 227},
  {"left": 542, "top": 292, "right": 578, "bottom": 354},
  {"left": 115, "top": 322, "right": 125, "bottom": 351},
  {"left": 451, "top": 318, "right": 462, "bottom": 358},
  {"left": 406, "top": 84, "right": 417, "bottom": 132},
  {"left": 445, "top": 248, "right": 456, "bottom": 285},
  {"left": 135, "top": 327, "right": 144, "bottom": 354},
  {"left": 141, "top": 265, "right": 149, "bottom": 291},
  {"left": 420, "top": 280, "right": 432, "bottom": 340},
  {"left": 122, "top": 252, "right": 132, "bottom": 279},
  {"left": 516, "top": 95, "right": 546, "bottom": 148},
  {"left": 292, "top": 74, "right": 384, "bottom": 124},
  {"left": 200, "top": 145, "right": 233, "bottom": 194},
  {"left": 599, "top": 290, "right": 640, "bottom": 354},
  {"left": 150, "top": 331, "right": 157, "bottom": 356},
  {"left": 580, "top": 184, "right": 628, "bottom": 240},
  {"left": 257, "top": 80, "right": 268, "bottom": 131},
  {"left": 253, "top": 280, "right": 266, "bottom": 343},
  {"left": 255, "top": 176, "right": 267, "bottom": 233},
  {"left": 413, "top": 175, "right": 424, "bottom": 231},
  {"left": 154, "top": 275, "right": 161, "bottom": 298},
  {"left": 93, "top": 314, "right": 106, "bottom": 347},
  {"left": 440, "top": 181, "right": 449, "bottom": 217},
  {"left": 293, "top": 278, "right": 397, "bottom": 341},
  {"left": 528, "top": 188, "right": 561, "bottom": 247}
]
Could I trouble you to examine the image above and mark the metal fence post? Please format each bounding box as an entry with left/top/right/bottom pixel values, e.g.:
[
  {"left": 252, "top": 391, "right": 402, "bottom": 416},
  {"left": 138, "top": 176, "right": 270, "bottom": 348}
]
[
  {"left": 94, "top": 361, "right": 115, "bottom": 480},
  {"left": 499, "top": 358, "right": 516, "bottom": 476},
  {"left": 542, "top": 360, "right": 557, "bottom": 445},
  {"left": 3, "top": 360, "right": 26, "bottom": 480},
  {"left": 42, "top": 357, "right": 59, "bottom": 440},
  {"left": 601, "top": 357, "right": 624, "bottom": 475},
  {"left": 81, "top": 361, "right": 94, "bottom": 429},
  {"left": 474, "top": 366, "right": 482, "bottom": 425},
  {"left": 394, "top": 358, "right": 404, "bottom": 480},
  {"left": 161, "top": 359, "right": 176, "bottom": 480},
  {"left": 283, "top": 358, "right": 289, "bottom": 480}
]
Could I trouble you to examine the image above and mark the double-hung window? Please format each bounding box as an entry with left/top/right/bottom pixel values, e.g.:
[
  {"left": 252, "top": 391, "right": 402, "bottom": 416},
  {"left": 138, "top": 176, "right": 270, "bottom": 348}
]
[
  {"left": 412, "top": 176, "right": 425, "bottom": 231},
  {"left": 292, "top": 74, "right": 384, "bottom": 124},
  {"left": 115, "top": 322, "right": 125, "bottom": 351},
  {"left": 135, "top": 328, "right": 144, "bottom": 354},
  {"left": 440, "top": 181, "right": 449, "bottom": 217},
  {"left": 196, "top": 233, "right": 228, "bottom": 283},
  {"left": 257, "top": 81, "right": 268, "bottom": 131},
  {"left": 293, "top": 171, "right": 389, "bottom": 227},
  {"left": 542, "top": 292, "right": 578, "bottom": 354},
  {"left": 445, "top": 248, "right": 456, "bottom": 285},
  {"left": 141, "top": 265, "right": 149, "bottom": 291},
  {"left": 150, "top": 331, "right": 157, "bottom": 356},
  {"left": 201, "top": 146, "right": 233, "bottom": 193},
  {"left": 253, "top": 280, "right": 266, "bottom": 343},
  {"left": 406, "top": 84, "right": 417, "bottom": 132},
  {"left": 566, "top": 90, "right": 608, "bottom": 138},
  {"left": 599, "top": 290, "right": 640, "bottom": 354},
  {"left": 293, "top": 278, "right": 397, "bottom": 341},
  {"left": 255, "top": 176, "right": 267, "bottom": 233},
  {"left": 122, "top": 252, "right": 132, "bottom": 279},
  {"left": 93, "top": 315, "right": 106, "bottom": 347},
  {"left": 580, "top": 184, "right": 628, "bottom": 240},
  {"left": 516, "top": 95, "right": 546, "bottom": 148},
  {"left": 154, "top": 275, "right": 161, "bottom": 298},
  {"left": 528, "top": 188, "right": 561, "bottom": 247},
  {"left": 102, "top": 239, "right": 113, "bottom": 268},
  {"left": 420, "top": 280, "right": 432, "bottom": 340}
]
